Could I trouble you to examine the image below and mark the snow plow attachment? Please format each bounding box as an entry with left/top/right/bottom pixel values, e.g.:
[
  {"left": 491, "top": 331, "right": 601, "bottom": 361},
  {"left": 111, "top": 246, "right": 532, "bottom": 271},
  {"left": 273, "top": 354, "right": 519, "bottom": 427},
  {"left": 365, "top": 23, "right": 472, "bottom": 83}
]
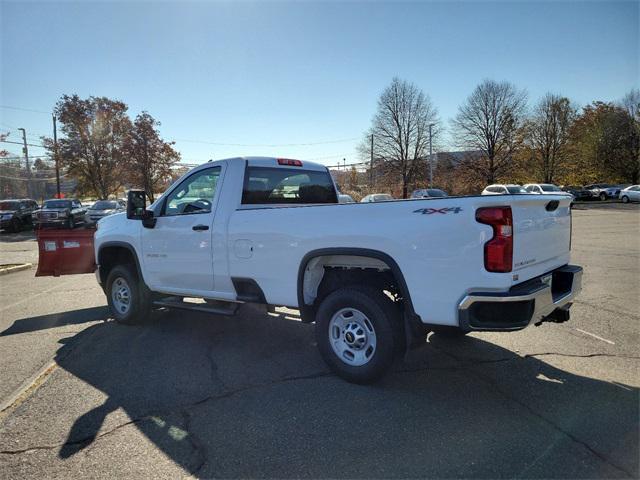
[{"left": 35, "top": 228, "right": 96, "bottom": 277}]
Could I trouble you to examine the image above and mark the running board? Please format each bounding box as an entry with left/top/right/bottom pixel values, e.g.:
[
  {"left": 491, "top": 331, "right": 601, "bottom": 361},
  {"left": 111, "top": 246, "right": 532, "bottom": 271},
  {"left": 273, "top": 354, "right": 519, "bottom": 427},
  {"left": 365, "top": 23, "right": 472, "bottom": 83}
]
[{"left": 153, "top": 297, "right": 240, "bottom": 316}]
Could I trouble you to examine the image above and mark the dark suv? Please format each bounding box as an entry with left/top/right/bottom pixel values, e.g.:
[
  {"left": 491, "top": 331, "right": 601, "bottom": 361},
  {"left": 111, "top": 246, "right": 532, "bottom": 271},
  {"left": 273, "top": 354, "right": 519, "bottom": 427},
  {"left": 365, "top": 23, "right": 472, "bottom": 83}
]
[
  {"left": 0, "top": 199, "right": 39, "bottom": 232},
  {"left": 33, "top": 198, "right": 86, "bottom": 229}
]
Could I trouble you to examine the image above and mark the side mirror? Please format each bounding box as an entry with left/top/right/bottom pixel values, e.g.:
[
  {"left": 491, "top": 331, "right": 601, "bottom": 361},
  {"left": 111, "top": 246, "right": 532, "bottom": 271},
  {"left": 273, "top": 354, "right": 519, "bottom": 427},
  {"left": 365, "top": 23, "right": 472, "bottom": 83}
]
[
  {"left": 141, "top": 209, "right": 156, "bottom": 229},
  {"left": 127, "top": 190, "right": 146, "bottom": 219}
]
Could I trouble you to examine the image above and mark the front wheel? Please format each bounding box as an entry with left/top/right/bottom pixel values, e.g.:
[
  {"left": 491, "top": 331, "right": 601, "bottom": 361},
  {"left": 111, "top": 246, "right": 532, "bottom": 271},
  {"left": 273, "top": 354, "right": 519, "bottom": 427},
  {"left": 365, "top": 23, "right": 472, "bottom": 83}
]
[
  {"left": 621, "top": 195, "right": 629, "bottom": 204},
  {"left": 315, "top": 286, "right": 400, "bottom": 384},
  {"left": 599, "top": 192, "right": 607, "bottom": 201},
  {"left": 67, "top": 216, "right": 75, "bottom": 229},
  {"left": 106, "top": 265, "right": 152, "bottom": 325}
]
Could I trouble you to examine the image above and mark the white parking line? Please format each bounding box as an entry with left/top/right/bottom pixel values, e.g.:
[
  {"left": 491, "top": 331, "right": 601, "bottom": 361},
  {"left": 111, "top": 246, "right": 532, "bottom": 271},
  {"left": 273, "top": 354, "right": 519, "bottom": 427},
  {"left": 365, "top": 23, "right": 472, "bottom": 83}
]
[{"left": 575, "top": 328, "right": 615, "bottom": 345}]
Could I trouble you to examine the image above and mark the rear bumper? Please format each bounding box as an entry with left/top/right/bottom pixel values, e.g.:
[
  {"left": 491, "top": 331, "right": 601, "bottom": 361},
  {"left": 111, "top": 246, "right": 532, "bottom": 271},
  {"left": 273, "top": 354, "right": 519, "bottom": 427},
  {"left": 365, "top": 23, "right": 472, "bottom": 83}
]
[{"left": 458, "top": 264, "right": 583, "bottom": 331}]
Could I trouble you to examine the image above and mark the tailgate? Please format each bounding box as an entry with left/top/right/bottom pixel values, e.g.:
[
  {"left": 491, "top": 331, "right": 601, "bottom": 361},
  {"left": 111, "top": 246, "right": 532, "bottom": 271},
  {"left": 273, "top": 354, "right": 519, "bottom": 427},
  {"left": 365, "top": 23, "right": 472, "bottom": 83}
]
[
  {"left": 511, "top": 195, "right": 572, "bottom": 272},
  {"left": 35, "top": 228, "right": 96, "bottom": 277}
]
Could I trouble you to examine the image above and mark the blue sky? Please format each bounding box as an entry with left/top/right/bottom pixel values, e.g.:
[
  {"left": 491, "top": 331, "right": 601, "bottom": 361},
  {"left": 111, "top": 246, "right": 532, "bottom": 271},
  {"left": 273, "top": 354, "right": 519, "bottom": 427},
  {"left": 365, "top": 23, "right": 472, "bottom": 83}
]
[{"left": 1, "top": 1, "right": 638, "bottom": 166}]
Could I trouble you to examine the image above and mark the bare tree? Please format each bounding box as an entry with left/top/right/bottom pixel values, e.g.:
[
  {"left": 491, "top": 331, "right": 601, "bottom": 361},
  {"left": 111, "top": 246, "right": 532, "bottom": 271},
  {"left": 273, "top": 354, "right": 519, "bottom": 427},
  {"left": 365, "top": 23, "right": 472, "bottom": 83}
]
[
  {"left": 363, "top": 77, "right": 439, "bottom": 198},
  {"left": 451, "top": 79, "right": 527, "bottom": 184},
  {"left": 525, "top": 93, "right": 576, "bottom": 183},
  {"left": 124, "top": 112, "right": 180, "bottom": 202}
]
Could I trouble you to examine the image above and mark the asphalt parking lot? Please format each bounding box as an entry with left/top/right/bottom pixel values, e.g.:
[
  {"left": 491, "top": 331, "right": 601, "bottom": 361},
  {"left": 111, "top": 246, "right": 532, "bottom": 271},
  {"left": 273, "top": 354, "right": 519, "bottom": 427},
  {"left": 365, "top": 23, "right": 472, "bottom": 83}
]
[{"left": 0, "top": 204, "right": 638, "bottom": 479}]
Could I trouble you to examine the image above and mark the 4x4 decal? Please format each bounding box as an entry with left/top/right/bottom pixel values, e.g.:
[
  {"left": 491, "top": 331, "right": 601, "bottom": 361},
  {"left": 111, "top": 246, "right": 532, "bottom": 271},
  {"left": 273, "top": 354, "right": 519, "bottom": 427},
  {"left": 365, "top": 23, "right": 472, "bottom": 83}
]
[{"left": 413, "top": 207, "right": 463, "bottom": 215}]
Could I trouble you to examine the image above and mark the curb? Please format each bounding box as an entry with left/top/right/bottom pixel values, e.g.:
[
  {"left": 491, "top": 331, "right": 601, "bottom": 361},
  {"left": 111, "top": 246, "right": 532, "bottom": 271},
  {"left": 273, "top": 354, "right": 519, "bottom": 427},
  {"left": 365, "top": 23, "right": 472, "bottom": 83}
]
[{"left": 0, "top": 263, "right": 33, "bottom": 276}]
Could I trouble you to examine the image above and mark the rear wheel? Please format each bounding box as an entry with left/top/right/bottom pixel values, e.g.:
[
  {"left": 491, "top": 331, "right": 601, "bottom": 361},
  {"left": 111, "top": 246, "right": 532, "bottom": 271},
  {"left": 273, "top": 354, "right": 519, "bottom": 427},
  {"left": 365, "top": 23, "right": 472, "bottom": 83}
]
[
  {"left": 621, "top": 195, "right": 629, "bottom": 204},
  {"left": 315, "top": 286, "right": 400, "bottom": 384},
  {"left": 106, "top": 265, "right": 152, "bottom": 325}
]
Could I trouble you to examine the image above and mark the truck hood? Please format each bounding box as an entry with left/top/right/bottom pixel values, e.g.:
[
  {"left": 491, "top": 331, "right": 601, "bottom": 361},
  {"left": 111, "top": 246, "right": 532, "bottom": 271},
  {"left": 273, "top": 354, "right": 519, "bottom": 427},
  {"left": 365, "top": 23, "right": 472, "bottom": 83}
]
[{"left": 88, "top": 209, "right": 116, "bottom": 216}]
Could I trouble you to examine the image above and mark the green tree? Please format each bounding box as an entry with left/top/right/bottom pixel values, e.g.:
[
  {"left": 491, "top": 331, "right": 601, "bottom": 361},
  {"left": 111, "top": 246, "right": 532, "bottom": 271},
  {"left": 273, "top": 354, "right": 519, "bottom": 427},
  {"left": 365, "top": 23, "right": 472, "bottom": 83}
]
[
  {"left": 44, "top": 95, "right": 132, "bottom": 198},
  {"left": 124, "top": 112, "right": 180, "bottom": 202},
  {"left": 567, "top": 101, "right": 639, "bottom": 184}
]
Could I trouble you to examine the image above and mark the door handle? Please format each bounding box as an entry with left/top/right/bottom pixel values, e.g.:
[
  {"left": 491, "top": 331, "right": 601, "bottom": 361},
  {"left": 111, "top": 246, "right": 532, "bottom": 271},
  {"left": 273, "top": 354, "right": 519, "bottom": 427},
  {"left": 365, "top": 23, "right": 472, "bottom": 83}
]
[{"left": 192, "top": 224, "right": 209, "bottom": 231}]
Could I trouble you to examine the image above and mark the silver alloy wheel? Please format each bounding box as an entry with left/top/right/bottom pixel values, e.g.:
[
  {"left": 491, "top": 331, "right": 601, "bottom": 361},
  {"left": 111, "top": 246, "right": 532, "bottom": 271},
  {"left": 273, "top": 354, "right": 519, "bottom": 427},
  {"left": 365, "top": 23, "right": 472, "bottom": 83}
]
[
  {"left": 328, "top": 307, "right": 377, "bottom": 366},
  {"left": 111, "top": 277, "right": 132, "bottom": 315}
]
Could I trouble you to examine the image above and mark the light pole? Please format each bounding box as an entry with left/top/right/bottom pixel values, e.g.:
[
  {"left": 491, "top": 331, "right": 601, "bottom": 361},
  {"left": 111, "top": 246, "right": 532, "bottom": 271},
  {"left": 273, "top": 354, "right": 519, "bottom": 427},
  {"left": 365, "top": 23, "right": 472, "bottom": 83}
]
[{"left": 428, "top": 123, "right": 434, "bottom": 188}]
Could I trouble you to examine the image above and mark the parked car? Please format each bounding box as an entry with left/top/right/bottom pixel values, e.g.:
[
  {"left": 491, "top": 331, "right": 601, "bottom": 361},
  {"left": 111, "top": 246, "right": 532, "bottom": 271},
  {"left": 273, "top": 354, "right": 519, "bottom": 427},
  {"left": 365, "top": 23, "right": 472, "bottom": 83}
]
[
  {"left": 37, "top": 156, "right": 582, "bottom": 384},
  {"left": 33, "top": 198, "right": 86, "bottom": 229},
  {"left": 584, "top": 183, "right": 621, "bottom": 201},
  {"left": 0, "top": 198, "right": 39, "bottom": 232},
  {"left": 360, "top": 193, "right": 393, "bottom": 202},
  {"left": 523, "top": 183, "right": 571, "bottom": 196},
  {"left": 85, "top": 199, "right": 126, "bottom": 225},
  {"left": 410, "top": 188, "right": 448, "bottom": 198},
  {"left": 481, "top": 184, "right": 527, "bottom": 195},
  {"left": 338, "top": 194, "right": 355, "bottom": 204},
  {"left": 619, "top": 185, "right": 640, "bottom": 203},
  {"left": 561, "top": 186, "right": 594, "bottom": 201}
]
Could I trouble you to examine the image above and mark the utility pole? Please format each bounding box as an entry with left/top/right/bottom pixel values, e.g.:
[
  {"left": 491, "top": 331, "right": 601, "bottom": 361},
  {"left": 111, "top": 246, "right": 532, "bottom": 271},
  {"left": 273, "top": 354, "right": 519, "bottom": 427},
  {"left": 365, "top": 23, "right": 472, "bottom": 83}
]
[
  {"left": 52, "top": 115, "right": 61, "bottom": 197},
  {"left": 428, "top": 123, "right": 434, "bottom": 188},
  {"left": 18, "top": 128, "right": 31, "bottom": 197},
  {"left": 370, "top": 134, "right": 374, "bottom": 187}
]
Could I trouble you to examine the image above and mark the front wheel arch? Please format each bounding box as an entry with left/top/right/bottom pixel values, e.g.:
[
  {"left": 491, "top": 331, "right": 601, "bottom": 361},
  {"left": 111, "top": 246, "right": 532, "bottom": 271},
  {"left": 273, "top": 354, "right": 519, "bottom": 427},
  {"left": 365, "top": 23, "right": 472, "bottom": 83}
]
[{"left": 98, "top": 242, "right": 145, "bottom": 287}]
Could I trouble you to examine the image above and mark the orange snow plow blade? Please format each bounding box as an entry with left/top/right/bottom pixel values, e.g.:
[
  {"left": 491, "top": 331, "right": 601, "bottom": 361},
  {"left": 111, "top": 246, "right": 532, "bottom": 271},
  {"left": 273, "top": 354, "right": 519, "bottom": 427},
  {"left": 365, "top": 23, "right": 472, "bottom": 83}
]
[{"left": 35, "top": 228, "right": 96, "bottom": 277}]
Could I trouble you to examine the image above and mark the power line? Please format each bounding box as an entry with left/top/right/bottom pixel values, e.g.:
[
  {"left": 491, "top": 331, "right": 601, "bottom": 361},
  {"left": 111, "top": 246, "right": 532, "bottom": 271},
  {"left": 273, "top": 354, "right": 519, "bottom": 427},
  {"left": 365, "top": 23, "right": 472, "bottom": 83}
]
[
  {"left": 173, "top": 137, "right": 359, "bottom": 148},
  {"left": 0, "top": 105, "right": 50, "bottom": 115},
  {"left": 1, "top": 139, "right": 46, "bottom": 149}
]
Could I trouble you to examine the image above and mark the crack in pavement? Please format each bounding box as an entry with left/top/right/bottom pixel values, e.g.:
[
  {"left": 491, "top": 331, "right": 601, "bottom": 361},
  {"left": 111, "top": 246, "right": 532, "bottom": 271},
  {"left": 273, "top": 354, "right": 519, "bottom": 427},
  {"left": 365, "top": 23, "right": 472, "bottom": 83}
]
[
  {"left": 181, "top": 409, "right": 207, "bottom": 476},
  {"left": 426, "top": 345, "right": 636, "bottom": 478},
  {"left": 400, "top": 351, "right": 640, "bottom": 373},
  {"left": 0, "top": 370, "right": 333, "bottom": 458}
]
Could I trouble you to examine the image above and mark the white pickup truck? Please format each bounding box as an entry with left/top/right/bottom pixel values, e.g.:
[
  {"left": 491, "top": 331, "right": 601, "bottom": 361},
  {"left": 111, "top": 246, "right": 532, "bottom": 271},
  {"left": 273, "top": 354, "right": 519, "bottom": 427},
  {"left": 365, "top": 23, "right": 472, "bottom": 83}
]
[{"left": 46, "top": 157, "right": 582, "bottom": 383}]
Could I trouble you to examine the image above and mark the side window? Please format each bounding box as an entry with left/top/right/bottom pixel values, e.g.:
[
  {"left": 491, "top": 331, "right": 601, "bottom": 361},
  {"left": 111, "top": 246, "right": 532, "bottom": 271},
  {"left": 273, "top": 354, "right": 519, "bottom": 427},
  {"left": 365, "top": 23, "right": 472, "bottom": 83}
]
[
  {"left": 242, "top": 167, "right": 337, "bottom": 205},
  {"left": 164, "top": 167, "right": 221, "bottom": 216}
]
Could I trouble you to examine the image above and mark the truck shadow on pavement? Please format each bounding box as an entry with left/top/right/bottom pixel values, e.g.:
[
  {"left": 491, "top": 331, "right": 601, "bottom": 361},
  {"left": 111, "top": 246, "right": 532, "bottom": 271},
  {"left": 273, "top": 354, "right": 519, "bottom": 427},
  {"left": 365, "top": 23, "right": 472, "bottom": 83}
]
[
  {"left": 0, "top": 306, "right": 109, "bottom": 336},
  {"left": 34, "top": 305, "right": 640, "bottom": 477}
]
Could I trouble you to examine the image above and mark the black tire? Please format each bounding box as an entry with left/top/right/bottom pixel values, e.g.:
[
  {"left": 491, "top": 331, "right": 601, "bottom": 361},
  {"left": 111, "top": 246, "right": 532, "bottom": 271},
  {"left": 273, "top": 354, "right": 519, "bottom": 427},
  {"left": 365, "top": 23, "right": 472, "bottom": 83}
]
[
  {"left": 315, "top": 286, "right": 401, "bottom": 384},
  {"left": 67, "top": 216, "right": 75, "bottom": 229},
  {"left": 599, "top": 192, "right": 607, "bottom": 201},
  {"left": 621, "top": 195, "right": 629, "bottom": 204},
  {"left": 106, "top": 264, "right": 152, "bottom": 325}
]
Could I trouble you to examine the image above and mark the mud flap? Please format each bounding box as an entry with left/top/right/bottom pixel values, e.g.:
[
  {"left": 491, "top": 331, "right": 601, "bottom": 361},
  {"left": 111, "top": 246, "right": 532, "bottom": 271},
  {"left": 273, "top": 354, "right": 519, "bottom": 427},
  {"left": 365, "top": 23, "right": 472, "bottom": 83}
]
[{"left": 35, "top": 228, "right": 96, "bottom": 277}]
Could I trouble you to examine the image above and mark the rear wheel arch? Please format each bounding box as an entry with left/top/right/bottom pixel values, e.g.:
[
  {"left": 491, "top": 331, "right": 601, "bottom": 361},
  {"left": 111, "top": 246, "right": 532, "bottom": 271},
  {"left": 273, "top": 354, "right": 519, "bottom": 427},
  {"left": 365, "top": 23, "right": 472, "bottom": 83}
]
[{"left": 296, "top": 248, "right": 417, "bottom": 323}]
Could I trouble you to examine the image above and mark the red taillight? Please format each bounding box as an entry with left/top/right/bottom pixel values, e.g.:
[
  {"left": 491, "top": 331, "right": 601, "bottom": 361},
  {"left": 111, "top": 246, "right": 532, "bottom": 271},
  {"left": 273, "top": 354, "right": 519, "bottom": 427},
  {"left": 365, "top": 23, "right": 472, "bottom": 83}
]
[
  {"left": 476, "top": 206, "right": 513, "bottom": 273},
  {"left": 277, "top": 158, "right": 303, "bottom": 167}
]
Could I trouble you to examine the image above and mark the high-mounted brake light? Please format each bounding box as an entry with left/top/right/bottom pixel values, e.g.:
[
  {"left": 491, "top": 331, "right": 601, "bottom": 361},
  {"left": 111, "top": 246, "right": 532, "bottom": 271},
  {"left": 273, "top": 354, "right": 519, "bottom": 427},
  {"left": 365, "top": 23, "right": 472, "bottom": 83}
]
[
  {"left": 476, "top": 206, "right": 513, "bottom": 273},
  {"left": 277, "top": 158, "right": 303, "bottom": 167}
]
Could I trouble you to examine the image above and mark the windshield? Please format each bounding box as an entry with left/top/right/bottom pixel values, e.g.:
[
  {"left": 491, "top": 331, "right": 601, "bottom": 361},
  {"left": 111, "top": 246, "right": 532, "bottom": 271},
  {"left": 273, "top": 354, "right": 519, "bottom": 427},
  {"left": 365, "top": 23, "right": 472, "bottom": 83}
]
[
  {"left": 0, "top": 201, "right": 20, "bottom": 210},
  {"left": 506, "top": 186, "right": 527, "bottom": 194},
  {"left": 91, "top": 201, "right": 118, "bottom": 210},
  {"left": 44, "top": 200, "right": 72, "bottom": 209},
  {"left": 541, "top": 185, "right": 562, "bottom": 192},
  {"left": 374, "top": 194, "right": 393, "bottom": 201},
  {"left": 426, "top": 189, "right": 447, "bottom": 197}
]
